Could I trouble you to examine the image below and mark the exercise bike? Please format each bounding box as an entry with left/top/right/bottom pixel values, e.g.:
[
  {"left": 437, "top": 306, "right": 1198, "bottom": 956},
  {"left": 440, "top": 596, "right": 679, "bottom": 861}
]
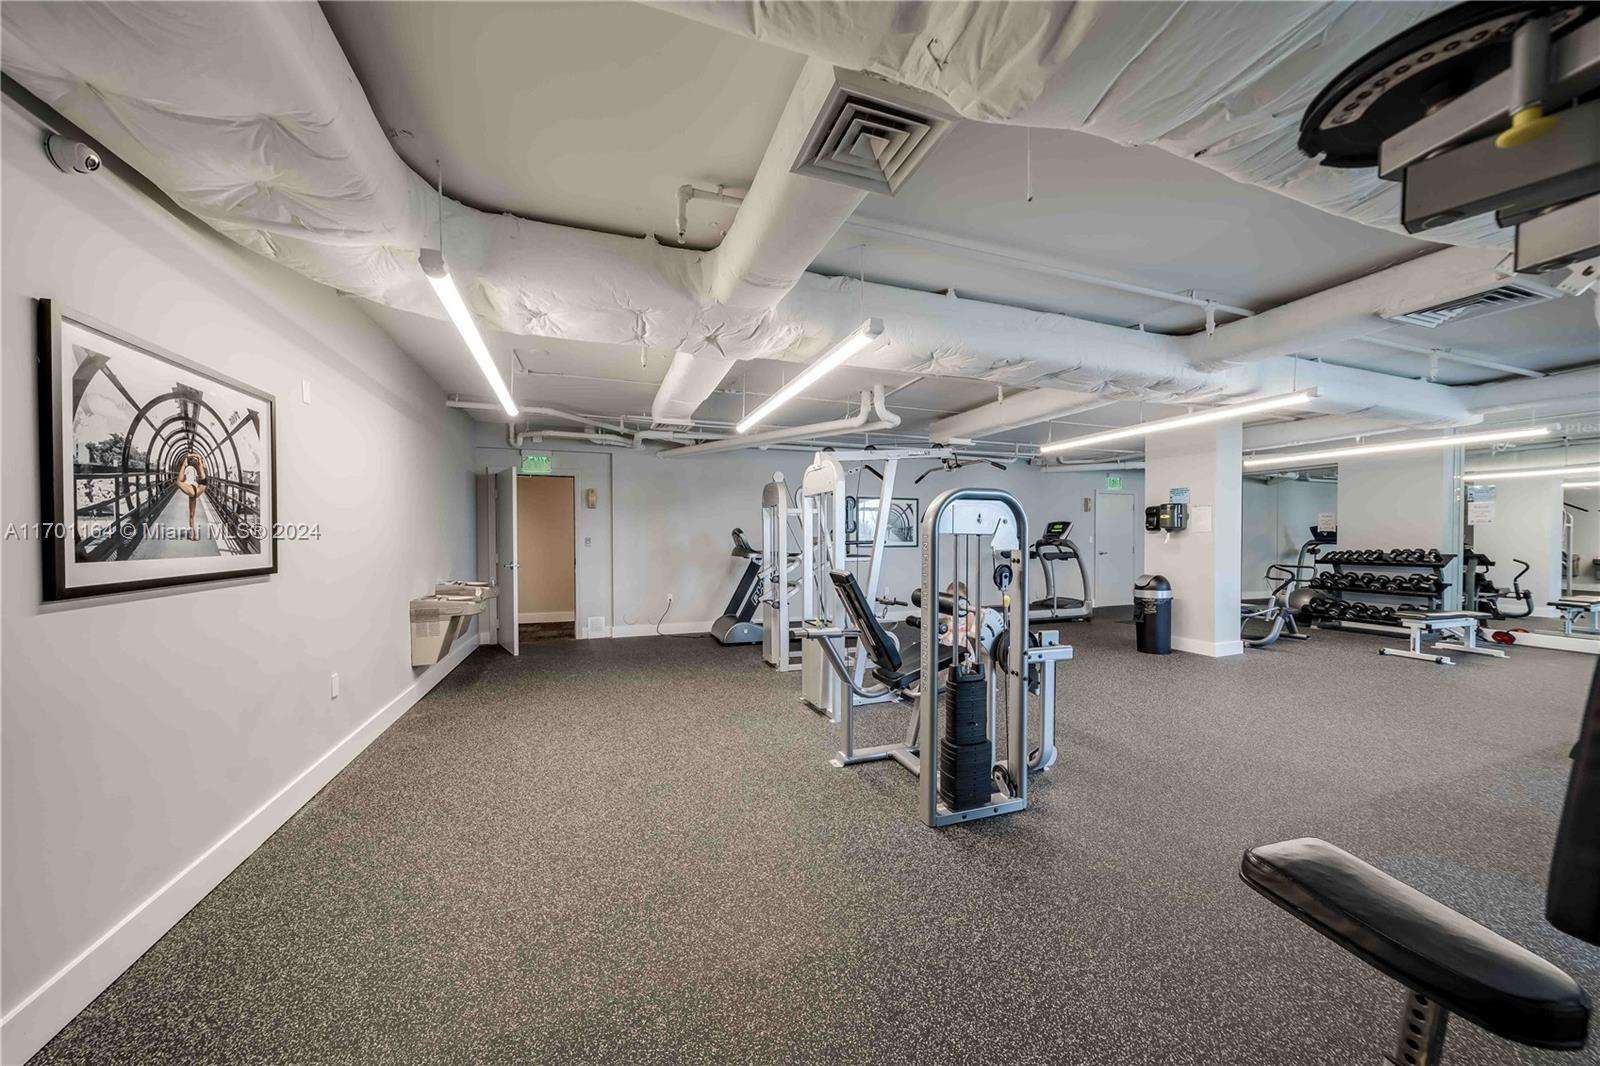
[
  {"left": 1469, "top": 552, "right": 1534, "bottom": 620},
  {"left": 1240, "top": 564, "right": 1312, "bottom": 648}
]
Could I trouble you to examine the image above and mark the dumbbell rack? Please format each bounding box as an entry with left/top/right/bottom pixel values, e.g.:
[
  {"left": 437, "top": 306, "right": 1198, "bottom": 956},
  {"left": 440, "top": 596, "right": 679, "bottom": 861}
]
[{"left": 1307, "top": 551, "right": 1455, "bottom": 637}]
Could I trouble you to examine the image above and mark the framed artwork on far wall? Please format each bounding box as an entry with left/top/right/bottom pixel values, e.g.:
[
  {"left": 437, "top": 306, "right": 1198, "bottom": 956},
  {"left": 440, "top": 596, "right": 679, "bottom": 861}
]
[
  {"left": 36, "top": 300, "right": 278, "bottom": 600},
  {"left": 846, "top": 496, "right": 919, "bottom": 559}
]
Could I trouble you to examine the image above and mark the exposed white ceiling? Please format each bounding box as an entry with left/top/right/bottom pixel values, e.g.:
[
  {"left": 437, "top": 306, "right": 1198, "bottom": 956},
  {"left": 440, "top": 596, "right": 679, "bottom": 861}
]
[
  {"left": 324, "top": 0, "right": 1597, "bottom": 441},
  {"left": 321, "top": 0, "right": 804, "bottom": 246}
]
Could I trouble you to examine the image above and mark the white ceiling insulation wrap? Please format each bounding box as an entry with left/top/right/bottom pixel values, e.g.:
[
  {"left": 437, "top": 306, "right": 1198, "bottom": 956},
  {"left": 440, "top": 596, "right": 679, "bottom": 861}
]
[
  {"left": 656, "top": 0, "right": 1500, "bottom": 245},
  {"left": 0, "top": 2, "right": 1490, "bottom": 429}
]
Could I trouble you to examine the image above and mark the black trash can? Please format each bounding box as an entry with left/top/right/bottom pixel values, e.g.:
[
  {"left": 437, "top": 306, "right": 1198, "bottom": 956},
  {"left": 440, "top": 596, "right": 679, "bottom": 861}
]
[{"left": 1133, "top": 574, "right": 1172, "bottom": 655}]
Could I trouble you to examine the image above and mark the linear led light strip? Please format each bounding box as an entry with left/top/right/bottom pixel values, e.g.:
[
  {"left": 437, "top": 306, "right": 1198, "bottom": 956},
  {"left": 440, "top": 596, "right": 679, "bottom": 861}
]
[
  {"left": 1038, "top": 390, "right": 1315, "bottom": 455},
  {"left": 737, "top": 319, "right": 886, "bottom": 434},
  {"left": 1463, "top": 464, "right": 1600, "bottom": 481},
  {"left": 1243, "top": 426, "right": 1551, "bottom": 469},
  {"left": 1565, "top": 481, "right": 1600, "bottom": 488},
  {"left": 421, "top": 248, "right": 518, "bottom": 418}
]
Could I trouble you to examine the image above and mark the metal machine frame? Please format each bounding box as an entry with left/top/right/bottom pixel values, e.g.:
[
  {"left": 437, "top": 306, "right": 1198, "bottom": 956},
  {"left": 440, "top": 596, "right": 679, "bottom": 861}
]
[
  {"left": 759, "top": 474, "right": 799, "bottom": 671},
  {"left": 797, "top": 448, "right": 950, "bottom": 720},
  {"left": 801, "top": 487, "right": 1073, "bottom": 827}
]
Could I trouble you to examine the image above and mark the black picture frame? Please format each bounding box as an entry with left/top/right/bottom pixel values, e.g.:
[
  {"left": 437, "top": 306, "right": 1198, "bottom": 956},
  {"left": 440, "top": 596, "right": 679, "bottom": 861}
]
[
  {"left": 846, "top": 495, "right": 919, "bottom": 558},
  {"left": 36, "top": 300, "right": 278, "bottom": 600}
]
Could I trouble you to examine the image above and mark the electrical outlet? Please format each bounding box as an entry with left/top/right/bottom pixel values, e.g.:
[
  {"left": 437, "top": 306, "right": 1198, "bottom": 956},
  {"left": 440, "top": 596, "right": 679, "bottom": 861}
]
[
  {"left": 329, "top": 672, "right": 339, "bottom": 700},
  {"left": 584, "top": 536, "right": 592, "bottom": 547}
]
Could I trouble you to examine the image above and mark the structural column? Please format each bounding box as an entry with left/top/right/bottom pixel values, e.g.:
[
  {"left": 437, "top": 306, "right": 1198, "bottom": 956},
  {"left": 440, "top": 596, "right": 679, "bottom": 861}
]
[
  {"left": 1337, "top": 451, "right": 1464, "bottom": 609},
  {"left": 1144, "top": 422, "right": 1244, "bottom": 657}
]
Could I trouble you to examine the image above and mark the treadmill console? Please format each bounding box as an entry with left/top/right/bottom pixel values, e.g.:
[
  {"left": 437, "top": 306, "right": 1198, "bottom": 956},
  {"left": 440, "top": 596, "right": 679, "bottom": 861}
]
[{"left": 1040, "top": 520, "right": 1072, "bottom": 545}]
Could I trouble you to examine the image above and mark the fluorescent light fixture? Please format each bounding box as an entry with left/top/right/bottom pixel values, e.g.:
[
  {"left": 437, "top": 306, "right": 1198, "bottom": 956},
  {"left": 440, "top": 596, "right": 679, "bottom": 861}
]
[
  {"left": 421, "top": 248, "right": 518, "bottom": 418},
  {"left": 736, "top": 319, "right": 885, "bottom": 434},
  {"left": 1038, "top": 390, "right": 1315, "bottom": 455},
  {"left": 1463, "top": 464, "right": 1600, "bottom": 482},
  {"left": 1244, "top": 426, "right": 1551, "bottom": 469},
  {"left": 1564, "top": 480, "right": 1600, "bottom": 488}
]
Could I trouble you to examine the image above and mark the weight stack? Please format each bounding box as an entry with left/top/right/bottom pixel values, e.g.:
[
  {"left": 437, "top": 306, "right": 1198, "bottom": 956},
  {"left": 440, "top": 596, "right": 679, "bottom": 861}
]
[{"left": 939, "top": 667, "right": 991, "bottom": 810}]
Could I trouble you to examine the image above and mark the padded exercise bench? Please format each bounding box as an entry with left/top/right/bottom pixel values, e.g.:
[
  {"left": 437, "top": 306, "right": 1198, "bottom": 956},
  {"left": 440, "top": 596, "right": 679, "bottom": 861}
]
[
  {"left": 1242, "top": 838, "right": 1589, "bottom": 1063},
  {"left": 1549, "top": 598, "right": 1600, "bottom": 639},
  {"left": 1382, "top": 610, "right": 1503, "bottom": 666}
]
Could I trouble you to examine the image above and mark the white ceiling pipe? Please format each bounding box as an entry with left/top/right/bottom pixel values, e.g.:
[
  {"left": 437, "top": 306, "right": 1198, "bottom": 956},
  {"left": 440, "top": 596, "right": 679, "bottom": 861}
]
[
  {"left": 448, "top": 399, "right": 623, "bottom": 433},
  {"left": 928, "top": 389, "right": 1106, "bottom": 444},
  {"left": 840, "top": 216, "right": 1256, "bottom": 320},
  {"left": 1241, "top": 414, "right": 1465, "bottom": 451},
  {"left": 1181, "top": 246, "right": 1512, "bottom": 369},
  {"left": 660, "top": 386, "right": 899, "bottom": 458},
  {"left": 1040, "top": 461, "right": 1146, "bottom": 473},
  {"left": 509, "top": 426, "right": 632, "bottom": 448},
  {"left": 1357, "top": 336, "right": 1546, "bottom": 380}
]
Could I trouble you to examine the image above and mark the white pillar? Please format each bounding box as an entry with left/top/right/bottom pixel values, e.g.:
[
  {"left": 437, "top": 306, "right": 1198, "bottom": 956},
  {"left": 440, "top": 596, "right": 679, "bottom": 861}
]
[
  {"left": 1337, "top": 451, "right": 1463, "bottom": 608},
  {"left": 1144, "top": 422, "right": 1244, "bottom": 657}
]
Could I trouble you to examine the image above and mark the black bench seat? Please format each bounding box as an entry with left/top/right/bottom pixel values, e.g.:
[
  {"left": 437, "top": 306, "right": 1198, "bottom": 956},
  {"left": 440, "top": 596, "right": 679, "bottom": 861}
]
[{"left": 1240, "top": 837, "right": 1589, "bottom": 1050}]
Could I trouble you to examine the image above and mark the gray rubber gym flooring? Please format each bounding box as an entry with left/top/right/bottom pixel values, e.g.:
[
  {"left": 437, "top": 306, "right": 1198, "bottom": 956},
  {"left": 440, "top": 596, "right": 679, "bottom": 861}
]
[{"left": 30, "top": 623, "right": 1599, "bottom": 1064}]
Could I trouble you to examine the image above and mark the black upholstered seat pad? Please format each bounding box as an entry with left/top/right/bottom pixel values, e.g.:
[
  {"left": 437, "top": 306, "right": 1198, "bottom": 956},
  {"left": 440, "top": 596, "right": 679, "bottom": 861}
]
[
  {"left": 871, "top": 635, "right": 952, "bottom": 691},
  {"left": 1241, "top": 838, "right": 1589, "bottom": 1050}
]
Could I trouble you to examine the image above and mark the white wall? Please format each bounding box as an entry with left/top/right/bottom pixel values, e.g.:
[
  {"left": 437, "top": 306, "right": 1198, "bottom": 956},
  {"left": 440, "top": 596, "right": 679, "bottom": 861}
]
[
  {"left": 1, "top": 102, "right": 475, "bottom": 1060},
  {"left": 1144, "top": 422, "right": 1245, "bottom": 657},
  {"left": 1469, "top": 477, "right": 1564, "bottom": 615},
  {"left": 1242, "top": 478, "right": 1337, "bottom": 596},
  {"left": 471, "top": 429, "right": 1144, "bottom": 634}
]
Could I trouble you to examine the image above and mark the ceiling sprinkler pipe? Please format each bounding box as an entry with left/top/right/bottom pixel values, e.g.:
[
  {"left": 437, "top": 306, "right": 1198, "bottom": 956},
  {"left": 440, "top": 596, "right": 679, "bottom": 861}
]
[{"left": 659, "top": 386, "right": 901, "bottom": 458}]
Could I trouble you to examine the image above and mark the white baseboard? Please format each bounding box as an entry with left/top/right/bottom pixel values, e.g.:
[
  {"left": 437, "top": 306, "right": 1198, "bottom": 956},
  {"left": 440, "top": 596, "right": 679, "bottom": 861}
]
[
  {"left": 0, "top": 637, "right": 480, "bottom": 1065},
  {"left": 1487, "top": 629, "right": 1600, "bottom": 655},
  {"left": 1172, "top": 635, "right": 1245, "bottom": 658},
  {"left": 518, "top": 610, "right": 575, "bottom": 623},
  {"left": 608, "top": 619, "right": 715, "bottom": 639}
]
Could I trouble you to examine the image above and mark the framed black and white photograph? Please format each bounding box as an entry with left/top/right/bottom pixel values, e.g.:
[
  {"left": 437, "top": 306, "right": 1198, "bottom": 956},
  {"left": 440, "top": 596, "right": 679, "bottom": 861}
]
[
  {"left": 37, "top": 301, "right": 277, "bottom": 600},
  {"left": 846, "top": 496, "right": 919, "bottom": 558}
]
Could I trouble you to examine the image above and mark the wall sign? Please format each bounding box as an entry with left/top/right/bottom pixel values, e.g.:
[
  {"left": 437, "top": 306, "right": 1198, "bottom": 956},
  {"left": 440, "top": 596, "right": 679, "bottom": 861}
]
[
  {"left": 520, "top": 454, "right": 553, "bottom": 475},
  {"left": 36, "top": 300, "right": 278, "bottom": 600},
  {"left": 1105, "top": 474, "right": 1123, "bottom": 490},
  {"left": 1466, "top": 483, "right": 1496, "bottom": 525},
  {"left": 1169, "top": 487, "right": 1191, "bottom": 505},
  {"left": 1316, "top": 512, "right": 1337, "bottom": 534}
]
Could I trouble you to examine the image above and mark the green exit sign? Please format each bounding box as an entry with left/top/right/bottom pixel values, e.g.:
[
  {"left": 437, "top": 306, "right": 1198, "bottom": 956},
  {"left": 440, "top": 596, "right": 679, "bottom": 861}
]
[
  {"left": 1105, "top": 474, "right": 1123, "bottom": 490},
  {"left": 520, "top": 454, "right": 553, "bottom": 475}
]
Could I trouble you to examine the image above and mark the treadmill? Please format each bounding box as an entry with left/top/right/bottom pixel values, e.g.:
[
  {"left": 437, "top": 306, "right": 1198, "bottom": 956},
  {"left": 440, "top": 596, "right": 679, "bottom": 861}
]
[{"left": 1029, "top": 520, "right": 1092, "bottom": 623}]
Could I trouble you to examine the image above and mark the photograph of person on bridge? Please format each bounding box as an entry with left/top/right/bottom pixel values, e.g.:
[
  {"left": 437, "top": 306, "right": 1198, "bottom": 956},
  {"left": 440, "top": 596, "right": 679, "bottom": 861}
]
[{"left": 38, "top": 301, "right": 277, "bottom": 600}]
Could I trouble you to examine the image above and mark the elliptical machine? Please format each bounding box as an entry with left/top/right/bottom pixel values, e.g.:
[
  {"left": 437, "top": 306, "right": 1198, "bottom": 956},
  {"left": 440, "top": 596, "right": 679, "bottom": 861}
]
[
  {"left": 1028, "top": 520, "right": 1092, "bottom": 622},
  {"left": 709, "top": 528, "right": 764, "bottom": 645}
]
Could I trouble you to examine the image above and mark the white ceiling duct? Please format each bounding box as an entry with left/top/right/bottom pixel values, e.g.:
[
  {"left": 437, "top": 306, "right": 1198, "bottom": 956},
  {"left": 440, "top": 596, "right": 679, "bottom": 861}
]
[
  {"left": 1181, "top": 245, "right": 1512, "bottom": 369},
  {"left": 0, "top": 1, "right": 1500, "bottom": 439},
  {"left": 656, "top": 1, "right": 1500, "bottom": 246},
  {"left": 1464, "top": 366, "right": 1600, "bottom": 415}
]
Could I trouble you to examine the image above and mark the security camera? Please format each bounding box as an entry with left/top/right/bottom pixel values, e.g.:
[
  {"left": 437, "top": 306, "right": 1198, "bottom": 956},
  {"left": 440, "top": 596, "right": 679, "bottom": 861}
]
[{"left": 45, "top": 134, "right": 101, "bottom": 175}]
